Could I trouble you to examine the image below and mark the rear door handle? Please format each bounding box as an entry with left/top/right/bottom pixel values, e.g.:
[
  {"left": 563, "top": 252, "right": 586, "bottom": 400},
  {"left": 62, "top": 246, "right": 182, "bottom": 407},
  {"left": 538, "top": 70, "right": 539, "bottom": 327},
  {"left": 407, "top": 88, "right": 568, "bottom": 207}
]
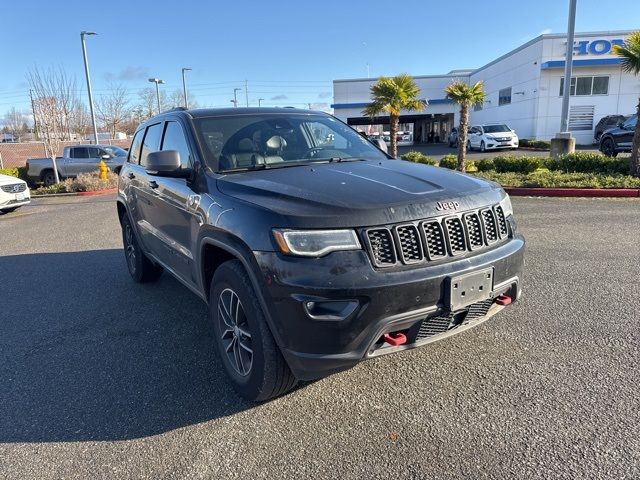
[
  {"left": 149, "top": 180, "right": 159, "bottom": 189},
  {"left": 127, "top": 172, "right": 135, "bottom": 179}
]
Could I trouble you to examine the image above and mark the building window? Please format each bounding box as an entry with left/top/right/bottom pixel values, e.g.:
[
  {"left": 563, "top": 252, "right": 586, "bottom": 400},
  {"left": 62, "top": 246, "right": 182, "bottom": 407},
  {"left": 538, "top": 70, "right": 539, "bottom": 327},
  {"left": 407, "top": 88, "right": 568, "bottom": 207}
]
[
  {"left": 560, "top": 76, "right": 609, "bottom": 96},
  {"left": 498, "top": 88, "right": 511, "bottom": 106},
  {"left": 474, "top": 102, "right": 483, "bottom": 111}
]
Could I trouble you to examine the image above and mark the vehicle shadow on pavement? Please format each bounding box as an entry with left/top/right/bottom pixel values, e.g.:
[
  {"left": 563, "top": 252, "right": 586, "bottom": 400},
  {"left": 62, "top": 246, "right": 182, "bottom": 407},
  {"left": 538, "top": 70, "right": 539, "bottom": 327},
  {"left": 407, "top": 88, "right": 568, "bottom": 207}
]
[{"left": 0, "top": 249, "right": 253, "bottom": 442}]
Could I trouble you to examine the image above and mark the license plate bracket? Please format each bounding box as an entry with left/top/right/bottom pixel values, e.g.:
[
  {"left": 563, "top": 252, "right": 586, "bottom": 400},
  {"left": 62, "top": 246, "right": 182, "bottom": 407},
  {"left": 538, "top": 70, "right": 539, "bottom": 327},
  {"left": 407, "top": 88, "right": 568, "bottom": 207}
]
[
  {"left": 448, "top": 268, "right": 493, "bottom": 310},
  {"left": 16, "top": 193, "right": 25, "bottom": 201}
]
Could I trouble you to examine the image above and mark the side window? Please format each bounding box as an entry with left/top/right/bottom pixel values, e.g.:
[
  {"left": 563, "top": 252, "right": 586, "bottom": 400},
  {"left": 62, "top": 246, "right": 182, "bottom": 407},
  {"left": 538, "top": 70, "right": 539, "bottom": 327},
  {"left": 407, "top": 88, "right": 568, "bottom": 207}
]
[
  {"left": 161, "top": 121, "right": 192, "bottom": 168},
  {"left": 87, "top": 147, "right": 101, "bottom": 159},
  {"left": 73, "top": 147, "right": 89, "bottom": 159},
  {"left": 128, "top": 130, "right": 144, "bottom": 164},
  {"left": 140, "top": 123, "right": 164, "bottom": 167}
]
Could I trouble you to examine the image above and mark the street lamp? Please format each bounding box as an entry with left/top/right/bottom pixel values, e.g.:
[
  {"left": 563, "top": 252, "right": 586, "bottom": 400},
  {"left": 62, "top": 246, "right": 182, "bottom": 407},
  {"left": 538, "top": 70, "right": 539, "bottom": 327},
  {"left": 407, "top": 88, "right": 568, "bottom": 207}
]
[
  {"left": 80, "top": 31, "right": 99, "bottom": 145},
  {"left": 148, "top": 78, "right": 165, "bottom": 114},
  {"left": 181, "top": 67, "right": 192, "bottom": 108},
  {"left": 258, "top": 98, "right": 264, "bottom": 107},
  {"left": 232, "top": 88, "right": 241, "bottom": 107}
]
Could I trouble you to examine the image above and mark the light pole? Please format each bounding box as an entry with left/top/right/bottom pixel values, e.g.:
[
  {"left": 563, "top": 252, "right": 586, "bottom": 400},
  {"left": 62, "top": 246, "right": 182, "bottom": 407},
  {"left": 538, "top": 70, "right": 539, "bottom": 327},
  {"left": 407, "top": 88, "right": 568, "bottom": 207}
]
[
  {"left": 181, "top": 67, "right": 192, "bottom": 108},
  {"left": 551, "top": 0, "right": 577, "bottom": 158},
  {"left": 80, "top": 31, "right": 99, "bottom": 145},
  {"left": 258, "top": 98, "right": 264, "bottom": 107},
  {"left": 148, "top": 78, "right": 165, "bottom": 114},
  {"left": 232, "top": 88, "right": 241, "bottom": 107}
]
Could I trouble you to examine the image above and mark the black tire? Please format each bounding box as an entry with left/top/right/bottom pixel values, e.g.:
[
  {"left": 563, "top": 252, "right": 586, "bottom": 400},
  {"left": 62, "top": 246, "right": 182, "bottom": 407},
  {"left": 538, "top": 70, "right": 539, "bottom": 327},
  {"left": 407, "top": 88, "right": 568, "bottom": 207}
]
[
  {"left": 600, "top": 138, "right": 617, "bottom": 157},
  {"left": 1, "top": 207, "right": 18, "bottom": 214},
  {"left": 480, "top": 141, "right": 486, "bottom": 152},
  {"left": 466, "top": 141, "right": 471, "bottom": 152},
  {"left": 41, "top": 170, "right": 58, "bottom": 186},
  {"left": 121, "top": 214, "right": 163, "bottom": 283},
  {"left": 210, "top": 259, "right": 297, "bottom": 401}
]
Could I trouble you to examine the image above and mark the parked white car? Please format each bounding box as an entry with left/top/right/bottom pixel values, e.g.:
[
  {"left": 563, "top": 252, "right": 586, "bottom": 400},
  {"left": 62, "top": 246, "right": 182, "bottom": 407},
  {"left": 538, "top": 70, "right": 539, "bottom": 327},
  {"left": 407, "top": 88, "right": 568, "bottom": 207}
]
[
  {"left": 467, "top": 124, "right": 519, "bottom": 152},
  {"left": 0, "top": 174, "right": 31, "bottom": 213}
]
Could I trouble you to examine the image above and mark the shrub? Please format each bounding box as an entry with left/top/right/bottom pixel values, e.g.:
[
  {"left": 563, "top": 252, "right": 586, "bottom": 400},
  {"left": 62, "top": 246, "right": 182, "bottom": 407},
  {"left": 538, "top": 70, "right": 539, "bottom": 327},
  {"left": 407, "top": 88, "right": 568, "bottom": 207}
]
[
  {"left": 401, "top": 150, "right": 437, "bottom": 165},
  {"left": 475, "top": 171, "right": 640, "bottom": 188},
  {"left": 476, "top": 158, "right": 495, "bottom": 172},
  {"left": 555, "top": 152, "right": 630, "bottom": 175},
  {"left": 492, "top": 155, "right": 541, "bottom": 174},
  {"left": 0, "top": 167, "right": 29, "bottom": 182},
  {"left": 439, "top": 154, "right": 458, "bottom": 169},
  {"left": 519, "top": 139, "right": 551, "bottom": 150},
  {"left": 32, "top": 172, "right": 118, "bottom": 195}
]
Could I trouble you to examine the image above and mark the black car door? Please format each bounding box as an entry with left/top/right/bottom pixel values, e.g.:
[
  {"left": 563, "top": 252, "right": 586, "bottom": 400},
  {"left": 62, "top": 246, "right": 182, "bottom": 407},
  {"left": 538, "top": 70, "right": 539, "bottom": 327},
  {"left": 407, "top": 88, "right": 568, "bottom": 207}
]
[{"left": 619, "top": 116, "right": 637, "bottom": 149}]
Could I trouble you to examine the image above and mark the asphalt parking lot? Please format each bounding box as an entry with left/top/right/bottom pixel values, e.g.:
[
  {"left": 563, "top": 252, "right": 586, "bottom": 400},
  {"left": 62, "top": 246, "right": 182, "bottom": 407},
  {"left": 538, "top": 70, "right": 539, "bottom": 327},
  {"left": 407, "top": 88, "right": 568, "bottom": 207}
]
[{"left": 1, "top": 195, "right": 639, "bottom": 479}]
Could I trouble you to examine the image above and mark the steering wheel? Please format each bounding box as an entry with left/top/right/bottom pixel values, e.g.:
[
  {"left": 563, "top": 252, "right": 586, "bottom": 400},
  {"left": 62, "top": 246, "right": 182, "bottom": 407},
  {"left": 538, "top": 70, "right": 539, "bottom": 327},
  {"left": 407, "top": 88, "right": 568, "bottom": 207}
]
[{"left": 303, "top": 147, "right": 346, "bottom": 159}]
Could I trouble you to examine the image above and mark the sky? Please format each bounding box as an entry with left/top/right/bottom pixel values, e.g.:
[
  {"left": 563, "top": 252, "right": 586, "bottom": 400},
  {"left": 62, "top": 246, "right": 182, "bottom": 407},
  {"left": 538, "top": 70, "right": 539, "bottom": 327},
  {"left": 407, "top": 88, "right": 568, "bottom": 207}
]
[{"left": 1, "top": 0, "right": 638, "bottom": 119}]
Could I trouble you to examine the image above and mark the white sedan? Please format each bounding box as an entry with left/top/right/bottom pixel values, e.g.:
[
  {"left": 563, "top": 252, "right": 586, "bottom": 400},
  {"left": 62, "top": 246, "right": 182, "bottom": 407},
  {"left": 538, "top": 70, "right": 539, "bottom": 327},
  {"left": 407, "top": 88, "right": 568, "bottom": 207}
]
[
  {"left": 467, "top": 124, "right": 519, "bottom": 152},
  {"left": 0, "top": 173, "right": 31, "bottom": 213}
]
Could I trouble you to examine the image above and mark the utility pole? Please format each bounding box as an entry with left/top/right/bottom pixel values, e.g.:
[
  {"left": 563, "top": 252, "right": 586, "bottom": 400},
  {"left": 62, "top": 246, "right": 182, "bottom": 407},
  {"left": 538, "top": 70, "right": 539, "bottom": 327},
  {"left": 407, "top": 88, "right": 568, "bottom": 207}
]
[
  {"left": 233, "top": 88, "right": 241, "bottom": 107},
  {"left": 551, "top": 0, "right": 577, "bottom": 158},
  {"left": 181, "top": 67, "right": 192, "bottom": 108},
  {"left": 244, "top": 79, "right": 249, "bottom": 107},
  {"left": 29, "top": 89, "right": 38, "bottom": 140},
  {"left": 258, "top": 98, "right": 264, "bottom": 107},
  {"left": 80, "top": 31, "right": 99, "bottom": 144}
]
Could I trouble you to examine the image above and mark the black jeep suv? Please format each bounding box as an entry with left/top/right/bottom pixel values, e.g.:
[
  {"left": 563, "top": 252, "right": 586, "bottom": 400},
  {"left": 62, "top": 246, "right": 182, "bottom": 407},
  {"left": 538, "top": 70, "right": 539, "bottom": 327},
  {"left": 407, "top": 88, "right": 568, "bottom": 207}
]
[
  {"left": 599, "top": 114, "right": 637, "bottom": 157},
  {"left": 117, "top": 108, "right": 525, "bottom": 401}
]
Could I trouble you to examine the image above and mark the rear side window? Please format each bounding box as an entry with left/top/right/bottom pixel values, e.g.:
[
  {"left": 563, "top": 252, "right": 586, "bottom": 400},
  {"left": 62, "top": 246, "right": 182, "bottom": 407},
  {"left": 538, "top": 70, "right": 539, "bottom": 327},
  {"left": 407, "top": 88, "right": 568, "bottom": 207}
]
[
  {"left": 140, "top": 123, "right": 163, "bottom": 167},
  {"left": 161, "top": 121, "right": 192, "bottom": 168},
  {"left": 72, "top": 147, "right": 89, "bottom": 159},
  {"left": 128, "top": 130, "right": 144, "bottom": 164}
]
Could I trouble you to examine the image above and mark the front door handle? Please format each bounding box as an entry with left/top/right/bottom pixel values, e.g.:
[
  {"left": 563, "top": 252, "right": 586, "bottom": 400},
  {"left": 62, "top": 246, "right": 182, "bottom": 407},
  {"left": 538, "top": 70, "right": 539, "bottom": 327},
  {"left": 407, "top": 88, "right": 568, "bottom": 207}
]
[
  {"left": 149, "top": 180, "right": 159, "bottom": 189},
  {"left": 127, "top": 172, "right": 135, "bottom": 179}
]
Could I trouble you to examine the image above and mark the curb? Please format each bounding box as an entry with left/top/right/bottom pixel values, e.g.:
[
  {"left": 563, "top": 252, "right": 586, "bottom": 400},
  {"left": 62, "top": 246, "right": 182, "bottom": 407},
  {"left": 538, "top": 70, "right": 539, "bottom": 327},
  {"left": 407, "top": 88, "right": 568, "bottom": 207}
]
[
  {"left": 504, "top": 187, "right": 640, "bottom": 198},
  {"left": 33, "top": 187, "right": 117, "bottom": 198}
]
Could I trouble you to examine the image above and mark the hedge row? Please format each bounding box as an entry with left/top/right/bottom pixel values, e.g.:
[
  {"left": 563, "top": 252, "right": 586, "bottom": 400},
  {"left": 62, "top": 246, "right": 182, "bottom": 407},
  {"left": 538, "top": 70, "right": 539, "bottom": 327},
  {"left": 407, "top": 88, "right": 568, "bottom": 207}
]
[
  {"left": 519, "top": 139, "right": 551, "bottom": 150},
  {"left": 474, "top": 153, "right": 631, "bottom": 175},
  {"left": 476, "top": 170, "right": 640, "bottom": 189}
]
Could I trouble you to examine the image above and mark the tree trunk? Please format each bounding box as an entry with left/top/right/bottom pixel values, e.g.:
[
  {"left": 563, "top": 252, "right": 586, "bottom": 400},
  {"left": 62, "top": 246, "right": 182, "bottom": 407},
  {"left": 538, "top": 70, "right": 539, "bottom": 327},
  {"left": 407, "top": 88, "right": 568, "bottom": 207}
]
[
  {"left": 390, "top": 114, "right": 399, "bottom": 158},
  {"left": 630, "top": 97, "right": 640, "bottom": 177},
  {"left": 457, "top": 104, "right": 469, "bottom": 172}
]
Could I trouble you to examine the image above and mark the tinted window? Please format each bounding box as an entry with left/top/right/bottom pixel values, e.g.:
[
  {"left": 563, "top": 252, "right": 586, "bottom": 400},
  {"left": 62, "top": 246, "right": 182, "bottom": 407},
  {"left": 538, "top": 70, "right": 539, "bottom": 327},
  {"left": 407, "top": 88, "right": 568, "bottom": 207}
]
[
  {"left": 592, "top": 76, "right": 609, "bottom": 95},
  {"left": 161, "top": 121, "right": 192, "bottom": 168},
  {"left": 498, "top": 87, "right": 511, "bottom": 106},
  {"left": 88, "top": 147, "right": 101, "bottom": 159},
  {"left": 128, "top": 130, "right": 144, "bottom": 164},
  {"left": 104, "top": 146, "right": 127, "bottom": 157},
  {"left": 72, "top": 147, "right": 89, "bottom": 159},
  {"left": 576, "top": 77, "right": 593, "bottom": 96},
  {"left": 623, "top": 115, "right": 637, "bottom": 129},
  {"left": 483, "top": 124, "right": 510, "bottom": 133},
  {"left": 140, "top": 123, "right": 163, "bottom": 167}
]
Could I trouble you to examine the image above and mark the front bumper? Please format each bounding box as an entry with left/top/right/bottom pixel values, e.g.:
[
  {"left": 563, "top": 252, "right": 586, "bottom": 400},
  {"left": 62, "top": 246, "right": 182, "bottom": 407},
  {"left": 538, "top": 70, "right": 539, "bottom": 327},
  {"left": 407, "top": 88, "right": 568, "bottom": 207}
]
[
  {"left": 0, "top": 193, "right": 31, "bottom": 210},
  {"left": 485, "top": 139, "right": 518, "bottom": 150},
  {"left": 254, "top": 235, "right": 525, "bottom": 380}
]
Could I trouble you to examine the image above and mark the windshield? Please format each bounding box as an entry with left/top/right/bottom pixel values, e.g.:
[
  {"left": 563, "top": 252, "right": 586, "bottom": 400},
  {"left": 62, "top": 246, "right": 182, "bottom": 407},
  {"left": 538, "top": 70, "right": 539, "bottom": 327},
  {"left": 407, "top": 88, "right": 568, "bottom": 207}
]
[
  {"left": 194, "top": 113, "right": 388, "bottom": 172},
  {"left": 483, "top": 124, "right": 511, "bottom": 133},
  {"left": 104, "top": 146, "right": 127, "bottom": 157}
]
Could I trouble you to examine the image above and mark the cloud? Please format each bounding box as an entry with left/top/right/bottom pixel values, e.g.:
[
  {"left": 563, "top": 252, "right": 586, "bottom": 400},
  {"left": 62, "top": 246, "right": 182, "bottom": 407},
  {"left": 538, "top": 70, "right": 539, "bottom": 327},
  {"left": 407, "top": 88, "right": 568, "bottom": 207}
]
[
  {"left": 104, "top": 66, "right": 149, "bottom": 82},
  {"left": 317, "top": 92, "right": 331, "bottom": 99},
  {"left": 271, "top": 94, "right": 288, "bottom": 100},
  {"left": 539, "top": 28, "right": 553, "bottom": 35},
  {"left": 309, "top": 102, "right": 331, "bottom": 112}
]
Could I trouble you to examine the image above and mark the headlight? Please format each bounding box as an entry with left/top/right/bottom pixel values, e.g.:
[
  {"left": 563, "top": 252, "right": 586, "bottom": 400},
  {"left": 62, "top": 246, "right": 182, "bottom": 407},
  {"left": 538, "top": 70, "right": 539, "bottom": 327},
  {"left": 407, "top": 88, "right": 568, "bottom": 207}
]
[
  {"left": 273, "top": 229, "right": 361, "bottom": 257},
  {"left": 499, "top": 192, "right": 513, "bottom": 217}
]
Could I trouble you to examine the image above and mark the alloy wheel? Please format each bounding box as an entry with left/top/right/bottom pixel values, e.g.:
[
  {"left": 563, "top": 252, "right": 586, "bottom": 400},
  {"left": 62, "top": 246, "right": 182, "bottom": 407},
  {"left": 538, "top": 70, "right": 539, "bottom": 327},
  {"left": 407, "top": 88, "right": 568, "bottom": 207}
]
[
  {"left": 125, "top": 223, "right": 137, "bottom": 274},
  {"left": 218, "top": 288, "right": 253, "bottom": 376}
]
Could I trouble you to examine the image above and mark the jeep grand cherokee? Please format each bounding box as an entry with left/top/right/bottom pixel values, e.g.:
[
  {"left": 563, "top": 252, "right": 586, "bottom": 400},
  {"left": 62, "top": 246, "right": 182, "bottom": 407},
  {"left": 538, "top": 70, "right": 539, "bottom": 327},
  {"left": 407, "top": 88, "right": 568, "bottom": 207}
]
[{"left": 116, "top": 107, "right": 525, "bottom": 401}]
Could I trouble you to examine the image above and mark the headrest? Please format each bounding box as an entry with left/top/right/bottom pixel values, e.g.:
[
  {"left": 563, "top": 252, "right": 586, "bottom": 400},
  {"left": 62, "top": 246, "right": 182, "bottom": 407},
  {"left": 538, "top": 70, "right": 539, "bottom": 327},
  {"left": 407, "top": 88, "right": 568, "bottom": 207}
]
[
  {"left": 238, "top": 138, "right": 254, "bottom": 151},
  {"left": 265, "top": 135, "right": 287, "bottom": 151}
]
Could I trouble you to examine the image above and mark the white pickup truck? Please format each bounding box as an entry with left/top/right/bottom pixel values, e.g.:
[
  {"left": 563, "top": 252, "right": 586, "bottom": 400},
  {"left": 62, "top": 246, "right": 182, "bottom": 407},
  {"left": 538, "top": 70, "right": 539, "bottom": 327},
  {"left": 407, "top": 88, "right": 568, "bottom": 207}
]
[{"left": 26, "top": 144, "right": 128, "bottom": 185}]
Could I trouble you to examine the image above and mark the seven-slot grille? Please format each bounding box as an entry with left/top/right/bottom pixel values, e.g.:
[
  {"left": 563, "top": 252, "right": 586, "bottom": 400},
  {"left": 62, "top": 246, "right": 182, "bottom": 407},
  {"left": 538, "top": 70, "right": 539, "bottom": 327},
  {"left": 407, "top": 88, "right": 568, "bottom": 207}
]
[
  {"left": 364, "top": 204, "right": 510, "bottom": 268},
  {"left": 1, "top": 183, "right": 26, "bottom": 193}
]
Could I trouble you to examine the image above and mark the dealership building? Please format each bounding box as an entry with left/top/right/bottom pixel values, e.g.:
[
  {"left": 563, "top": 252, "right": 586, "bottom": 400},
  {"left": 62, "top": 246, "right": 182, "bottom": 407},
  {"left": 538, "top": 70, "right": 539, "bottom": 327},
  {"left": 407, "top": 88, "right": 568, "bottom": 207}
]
[{"left": 332, "top": 30, "right": 638, "bottom": 145}]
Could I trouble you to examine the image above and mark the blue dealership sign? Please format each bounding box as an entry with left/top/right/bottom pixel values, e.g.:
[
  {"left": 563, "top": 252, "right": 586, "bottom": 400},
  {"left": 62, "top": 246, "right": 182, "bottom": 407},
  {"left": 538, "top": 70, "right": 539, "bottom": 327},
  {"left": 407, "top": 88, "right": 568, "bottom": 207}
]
[{"left": 573, "top": 39, "right": 625, "bottom": 55}]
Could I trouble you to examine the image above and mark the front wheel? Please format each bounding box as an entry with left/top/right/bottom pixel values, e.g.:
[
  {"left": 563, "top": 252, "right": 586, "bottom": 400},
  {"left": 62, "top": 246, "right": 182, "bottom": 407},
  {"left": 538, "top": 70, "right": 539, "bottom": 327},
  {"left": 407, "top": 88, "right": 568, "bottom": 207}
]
[
  {"left": 480, "top": 141, "right": 486, "bottom": 152},
  {"left": 121, "top": 214, "right": 163, "bottom": 283},
  {"left": 600, "top": 138, "right": 617, "bottom": 157},
  {"left": 1, "top": 207, "right": 19, "bottom": 214},
  {"left": 210, "top": 260, "right": 297, "bottom": 401},
  {"left": 466, "top": 141, "right": 471, "bottom": 152}
]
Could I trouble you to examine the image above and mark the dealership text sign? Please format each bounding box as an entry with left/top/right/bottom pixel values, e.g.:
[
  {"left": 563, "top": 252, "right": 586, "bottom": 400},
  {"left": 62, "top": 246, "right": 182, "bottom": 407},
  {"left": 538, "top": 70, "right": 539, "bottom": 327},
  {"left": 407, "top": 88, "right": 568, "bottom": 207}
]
[{"left": 573, "top": 39, "right": 624, "bottom": 55}]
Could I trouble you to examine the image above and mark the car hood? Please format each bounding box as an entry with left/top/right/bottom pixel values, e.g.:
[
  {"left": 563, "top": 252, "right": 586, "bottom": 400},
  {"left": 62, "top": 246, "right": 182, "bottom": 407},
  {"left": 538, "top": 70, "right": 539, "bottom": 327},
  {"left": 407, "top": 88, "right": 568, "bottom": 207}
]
[
  {"left": 0, "top": 174, "right": 26, "bottom": 186},
  {"left": 216, "top": 159, "right": 504, "bottom": 228}
]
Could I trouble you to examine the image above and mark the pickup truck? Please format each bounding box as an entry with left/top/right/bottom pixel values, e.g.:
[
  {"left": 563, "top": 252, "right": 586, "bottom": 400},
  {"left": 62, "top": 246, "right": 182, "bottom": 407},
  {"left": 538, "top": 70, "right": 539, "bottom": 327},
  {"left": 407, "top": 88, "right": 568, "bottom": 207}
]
[{"left": 27, "top": 144, "right": 128, "bottom": 185}]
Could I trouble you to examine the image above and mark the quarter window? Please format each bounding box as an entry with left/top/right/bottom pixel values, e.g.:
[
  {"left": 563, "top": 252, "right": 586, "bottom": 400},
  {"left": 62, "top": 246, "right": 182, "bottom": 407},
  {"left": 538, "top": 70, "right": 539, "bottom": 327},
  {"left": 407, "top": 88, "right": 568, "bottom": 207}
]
[
  {"left": 498, "top": 88, "right": 511, "bottom": 106},
  {"left": 128, "top": 129, "right": 144, "bottom": 164},
  {"left": 560, "top": 76, "right": 609, "bottom": 96},
  {"left": 140, "top": 123, "right": 164, "bottom": 167},
  {"left": 161, "top": 121, "right": 192, "bottom": 168}
]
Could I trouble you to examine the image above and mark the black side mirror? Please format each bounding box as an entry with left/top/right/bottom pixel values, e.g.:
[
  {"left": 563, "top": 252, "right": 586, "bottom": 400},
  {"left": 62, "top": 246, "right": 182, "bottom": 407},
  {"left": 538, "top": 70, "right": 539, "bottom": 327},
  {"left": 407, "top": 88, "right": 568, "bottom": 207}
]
[
  {"left": 373, "top": 138, "right": 388, "bottom": 154},
  {"left": 146, "top": 150, "right": 190, "bottom": 177}
]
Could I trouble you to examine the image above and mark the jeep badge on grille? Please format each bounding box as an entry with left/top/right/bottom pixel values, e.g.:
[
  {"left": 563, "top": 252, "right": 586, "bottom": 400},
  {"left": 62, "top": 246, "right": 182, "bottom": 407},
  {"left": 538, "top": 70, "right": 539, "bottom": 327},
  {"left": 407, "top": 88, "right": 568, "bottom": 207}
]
[{"left": 436, "top": 201, "right": 460, "bottom": 211}]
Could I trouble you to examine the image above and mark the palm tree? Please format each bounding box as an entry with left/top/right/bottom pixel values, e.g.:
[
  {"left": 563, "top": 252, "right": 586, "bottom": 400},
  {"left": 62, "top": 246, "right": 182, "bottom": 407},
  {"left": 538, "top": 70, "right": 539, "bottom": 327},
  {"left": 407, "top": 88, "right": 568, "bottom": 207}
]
[
  {"left": 613, "top": 31, "right": 640, "bottom": 177},
  {"left": 363, "top": 74, "right": 425, "bottom": 157},
  {"left": 445, "top": 81, "right": 486, "bottom": 172}
]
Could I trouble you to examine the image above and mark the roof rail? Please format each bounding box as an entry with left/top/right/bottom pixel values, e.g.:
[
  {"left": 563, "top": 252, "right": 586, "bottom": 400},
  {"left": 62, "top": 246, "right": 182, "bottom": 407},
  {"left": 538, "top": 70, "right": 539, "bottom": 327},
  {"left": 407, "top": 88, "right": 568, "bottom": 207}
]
[{"left": 167, "top": 107, "right": 188, "bottom": 112}]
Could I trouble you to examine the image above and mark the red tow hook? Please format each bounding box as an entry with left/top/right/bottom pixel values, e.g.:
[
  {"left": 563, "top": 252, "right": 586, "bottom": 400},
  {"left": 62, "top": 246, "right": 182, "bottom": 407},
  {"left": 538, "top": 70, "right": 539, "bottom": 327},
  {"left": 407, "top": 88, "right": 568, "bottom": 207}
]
[
  {"left": 495, "top": 294, "right": 512, "bottom": 306},
  {"left": 382, "top": 332, "right": 407, "bottom": 346}
]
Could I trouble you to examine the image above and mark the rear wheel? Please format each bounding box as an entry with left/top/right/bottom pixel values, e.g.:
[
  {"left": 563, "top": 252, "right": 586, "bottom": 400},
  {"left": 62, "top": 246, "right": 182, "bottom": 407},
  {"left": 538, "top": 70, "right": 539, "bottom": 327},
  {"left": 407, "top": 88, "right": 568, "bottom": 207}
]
[
  {"left": 41, "top": 170, "right": 58, "bottom": 186},
  {"left": 600, "top": 138, "right": 617, "bottom": 157},
  {"left": 210, "top": 260, "right": 297, "bottom": 401},
  {"left": 480, "top": 141, "right": 486, "bottom": 152},
  {"left": 121, "top": 214, "right": 163, "bottom": 283}
]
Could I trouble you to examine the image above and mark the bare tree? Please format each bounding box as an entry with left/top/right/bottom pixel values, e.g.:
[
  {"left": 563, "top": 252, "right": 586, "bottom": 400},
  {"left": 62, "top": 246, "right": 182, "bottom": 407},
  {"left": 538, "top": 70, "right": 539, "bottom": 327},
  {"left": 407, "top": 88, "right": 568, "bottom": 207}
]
[
  {"left": 169, "top": 89, "right": 198, "bottom": 109},
  {"left": 27, "top": 66, "right": 77, "bottom": 183},
  {"left": 137, "top": 87, "right": 168, "bottom": 119},
  {"left": 4, "top": 107, "right": 28, "bottom": 141},
  {"left": 96, "top": 83, "right": 130, "bottom": 139},
  {"left": 71, "top": 103, "right": 92, "bottom": 140}
]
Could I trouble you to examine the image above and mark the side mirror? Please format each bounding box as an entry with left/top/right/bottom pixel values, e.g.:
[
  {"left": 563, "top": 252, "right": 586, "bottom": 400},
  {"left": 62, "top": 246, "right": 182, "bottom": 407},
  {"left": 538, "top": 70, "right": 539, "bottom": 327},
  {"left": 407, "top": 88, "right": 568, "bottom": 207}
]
[
  {"left": 616, "top": 120, "right": 624, "bottom": 128},
  {"left": 373, "top": 138, "right": 388, "bottom": 154},
  {"left": 101, "top": 154, "right": 111, "bottom": 160},
  {"left": 146, "top": 150, "right": 190, "bottom": 177}
]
